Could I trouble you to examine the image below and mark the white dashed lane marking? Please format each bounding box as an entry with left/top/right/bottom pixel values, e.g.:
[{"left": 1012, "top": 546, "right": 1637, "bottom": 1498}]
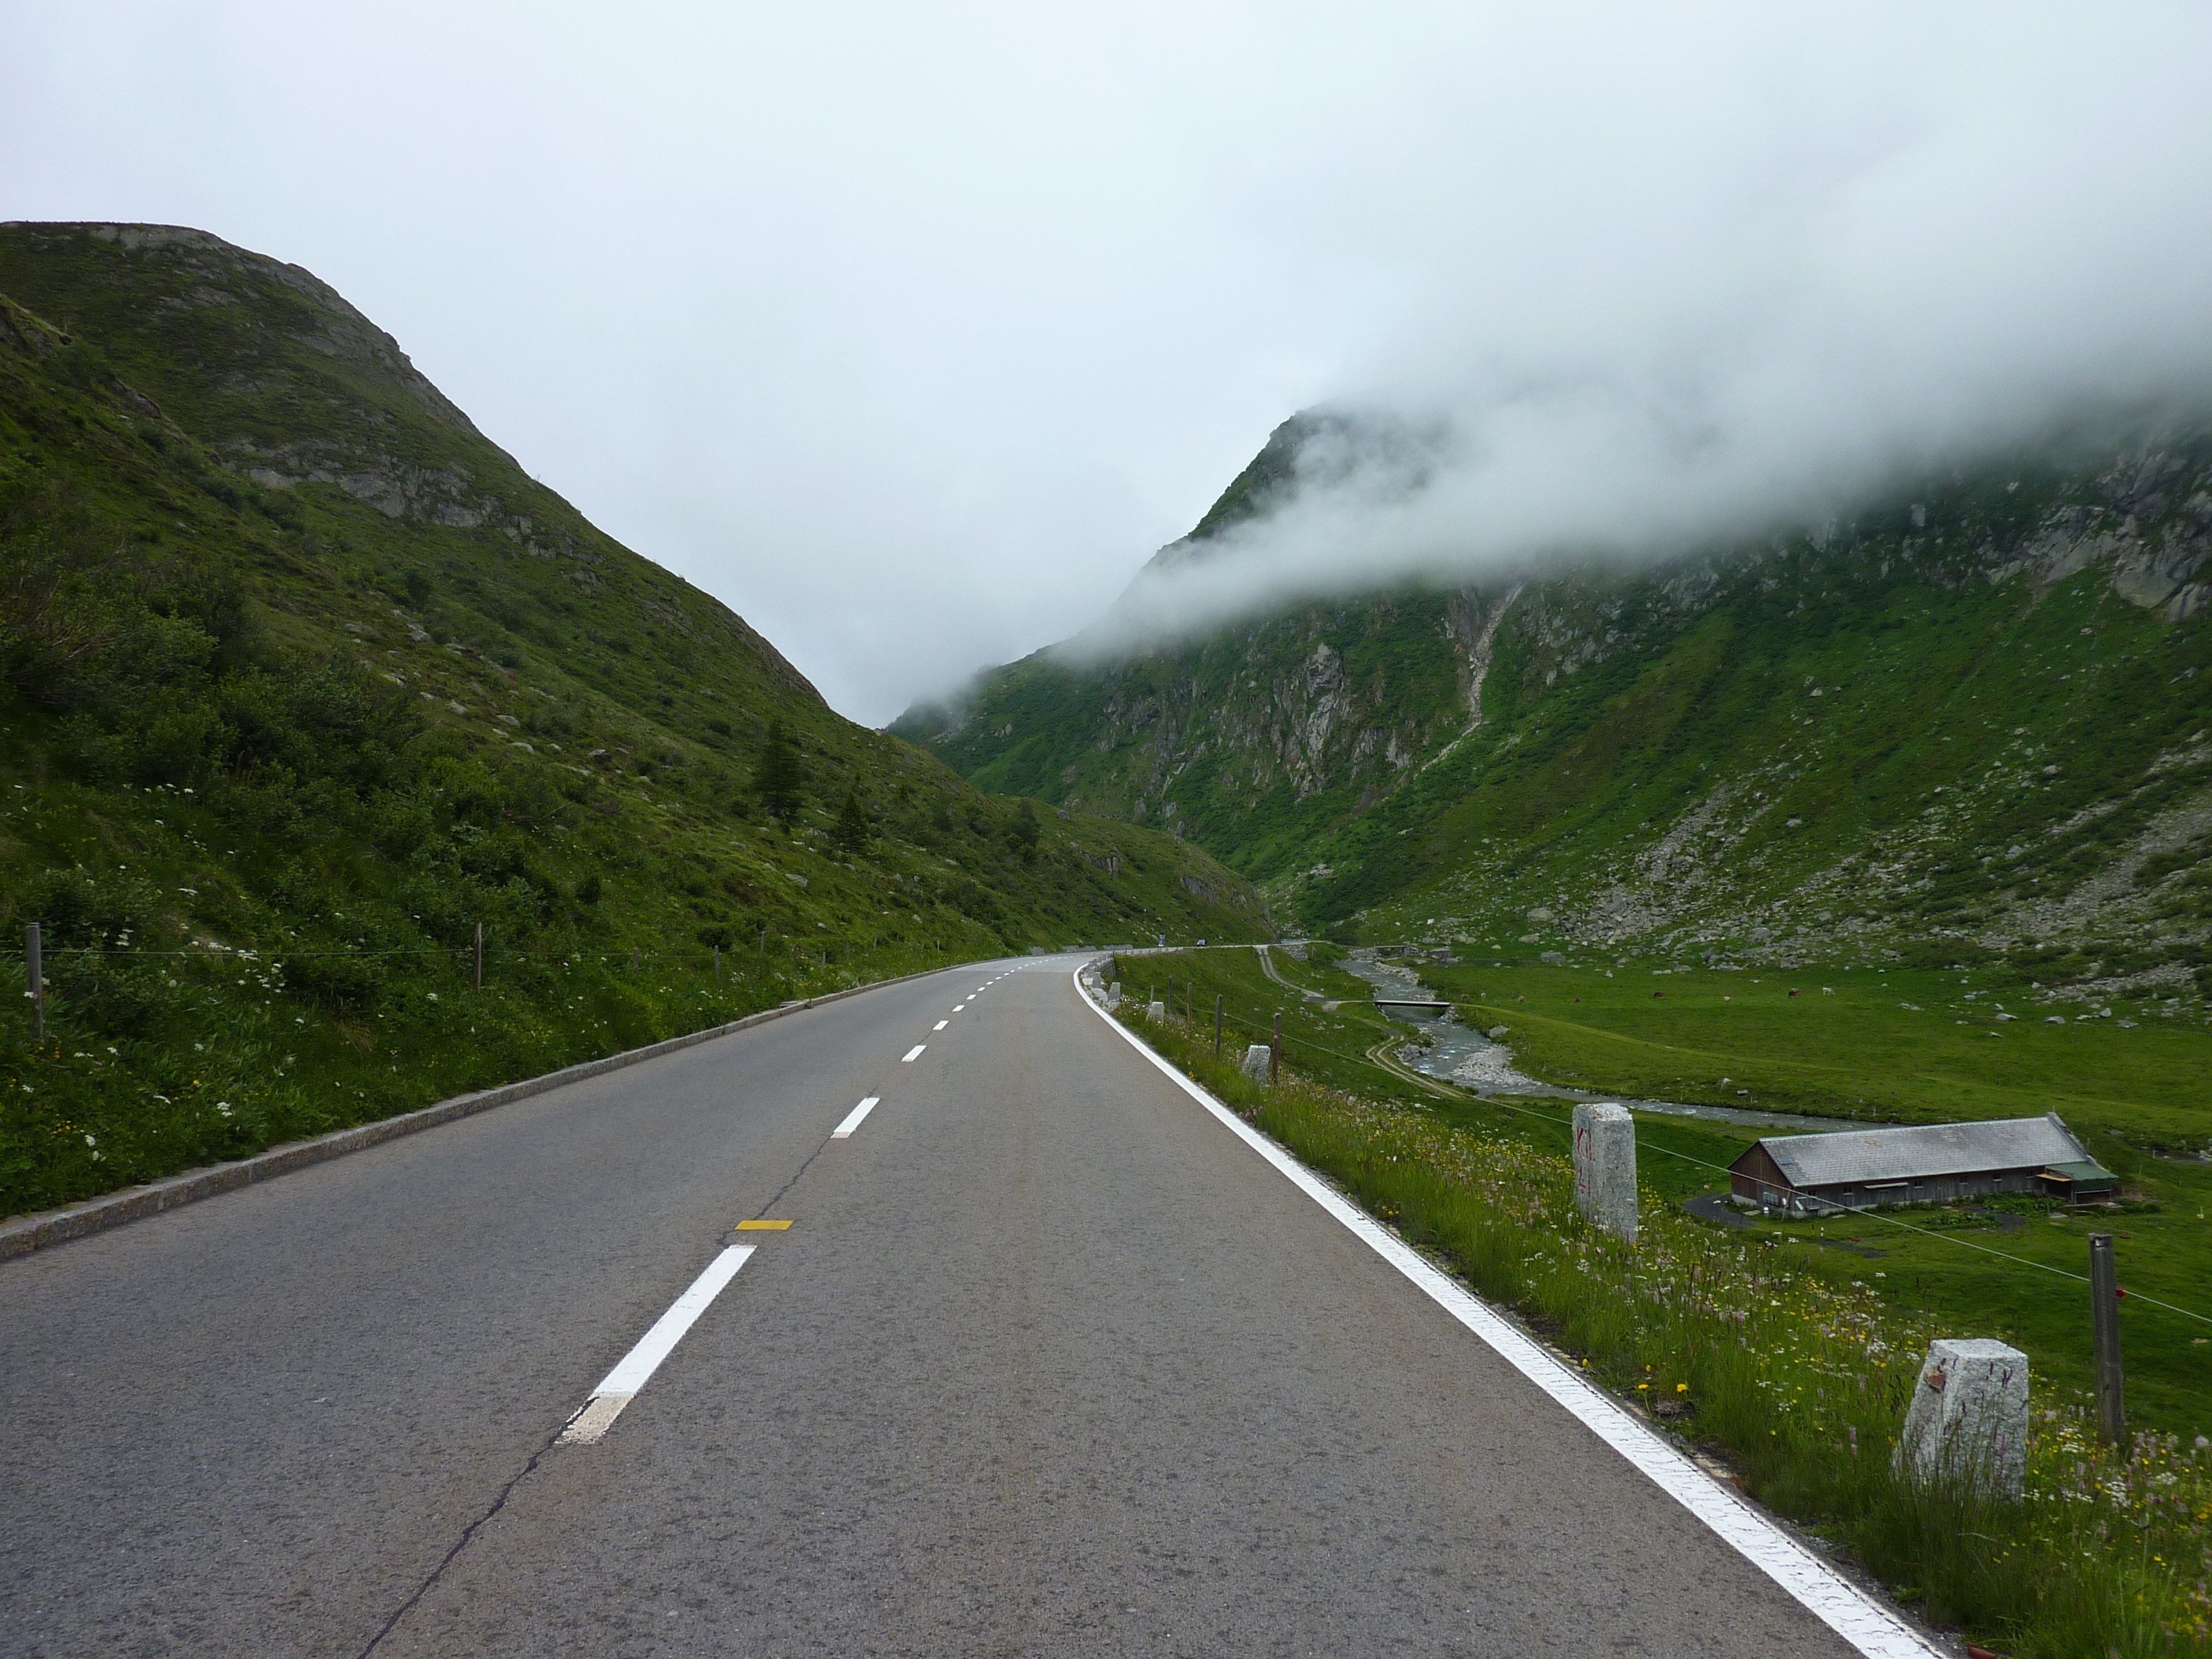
[{"left": 558, "top": 1246, "right": 756, "bottom": 1446}]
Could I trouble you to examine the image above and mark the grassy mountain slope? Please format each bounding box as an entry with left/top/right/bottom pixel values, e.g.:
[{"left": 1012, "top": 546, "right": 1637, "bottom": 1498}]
[
  {"left": 901, "top": 417, "right": 2212, "bottom": 1029},
  {"left": 0, "top": 221, "right": 1268, "bottom": 1218}
]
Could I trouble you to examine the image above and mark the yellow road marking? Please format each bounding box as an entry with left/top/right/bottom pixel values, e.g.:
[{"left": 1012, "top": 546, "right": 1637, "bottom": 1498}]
[{"left": 735, "top": 1219, "right": 794, "bottom": 1231}]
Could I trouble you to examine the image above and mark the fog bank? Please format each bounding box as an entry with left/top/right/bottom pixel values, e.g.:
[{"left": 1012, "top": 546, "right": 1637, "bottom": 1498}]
[
  {"left": 1081, "top": 1, "right": 2212, "bottom": 654},
  {"left": 8, "top": 2, "right": 2212, "bottom": 716}
]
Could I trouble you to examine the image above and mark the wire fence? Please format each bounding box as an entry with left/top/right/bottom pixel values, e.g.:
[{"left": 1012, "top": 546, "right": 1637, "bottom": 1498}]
[
  {"left": 1, "top": 930, "right": 958, "bottom": 970},
  {"left": 3, "top": 920, "right": 967, "bottom": 1048},
  {"left": 1119, "top": 960, "right": 2212, "bottom": 1333}
]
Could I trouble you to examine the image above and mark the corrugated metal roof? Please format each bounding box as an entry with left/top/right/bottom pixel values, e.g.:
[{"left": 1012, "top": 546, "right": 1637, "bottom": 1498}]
[
  {"left": 1743, "top": 1114, "right": 2090, "bottom": 1188},
  {"left": 2043, "top": 1160, "right": 2120, "bottom": 1190}
]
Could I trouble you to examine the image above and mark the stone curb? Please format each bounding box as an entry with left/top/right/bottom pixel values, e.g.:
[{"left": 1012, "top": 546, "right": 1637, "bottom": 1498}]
[{"left": 0, "top": 961, "right": 968, "bottom": 1263}]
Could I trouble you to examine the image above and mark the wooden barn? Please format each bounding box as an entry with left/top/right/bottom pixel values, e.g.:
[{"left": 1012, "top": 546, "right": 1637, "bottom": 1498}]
[{"left": 1728, "top": 1113, "right": 2117, "bottom": 1215}]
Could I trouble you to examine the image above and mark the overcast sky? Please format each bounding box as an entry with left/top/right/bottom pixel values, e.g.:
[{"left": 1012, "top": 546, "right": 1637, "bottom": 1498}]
[{"left": 8, "top": 3, "right": 2212, "bottom": 722}]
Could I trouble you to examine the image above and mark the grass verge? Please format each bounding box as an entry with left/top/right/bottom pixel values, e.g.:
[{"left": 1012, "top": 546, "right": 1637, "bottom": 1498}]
[{"left": 1109, "top": 977, "right": 2212, "bottom": 1658}]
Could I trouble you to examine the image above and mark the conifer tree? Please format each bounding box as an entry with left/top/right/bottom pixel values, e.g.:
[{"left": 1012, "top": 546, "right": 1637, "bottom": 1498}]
[
  {"left": 834, "top": 789, "right": 871, "bottom": 854},
  {"left": 755, "top": 720, "right": 803, "bottom": 820}
]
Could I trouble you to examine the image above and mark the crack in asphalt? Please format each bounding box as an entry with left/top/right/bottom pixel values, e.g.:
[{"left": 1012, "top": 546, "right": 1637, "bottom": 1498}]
[
  {"left": 355, "top": 1116, "right": 855, "bottom": 1654},
  {"left": 753, "top": 1133, "right": 836, "bottom": 1223},
  {"left": 355, "top": 1431, "right": 561, "bottom": 1658}
]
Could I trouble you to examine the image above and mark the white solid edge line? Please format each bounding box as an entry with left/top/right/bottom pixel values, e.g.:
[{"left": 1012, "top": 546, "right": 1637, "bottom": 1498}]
[
  {"left": 1071, "top": 967, "right": 1937, "bottom": 1659},
  {"left": 901, "top": 1044, "right": 927, "bottom": 1062},
  {"left": 589, "top": 1244, "right": 756, "bottom": 1399},
  {"left": 833, "top": 1096, "right": 880, "bottom": 1138}
]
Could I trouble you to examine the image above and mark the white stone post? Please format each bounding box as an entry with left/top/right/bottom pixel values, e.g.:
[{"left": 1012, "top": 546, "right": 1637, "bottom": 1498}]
[
  {"left": 1106, "top": 981, "right": 1122, "bottom": 1010},
  {"left": 1895, "top": 1339, "right": 2028, "bottom": 1500},
  {"left": 1572, "top": 1102, "right": 1638, "bottom": 1242},
  {"left": 1146, "top": 999, "right": 1167, "bottom": 1022},
  {"left": 1241, "top": 1044, "right": 1272, "bottom": 1081}
]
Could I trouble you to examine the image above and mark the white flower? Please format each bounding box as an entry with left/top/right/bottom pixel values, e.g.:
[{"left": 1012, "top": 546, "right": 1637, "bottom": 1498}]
[{"left": 83, "top": 1134, "right": 96, "bottom": 1146}]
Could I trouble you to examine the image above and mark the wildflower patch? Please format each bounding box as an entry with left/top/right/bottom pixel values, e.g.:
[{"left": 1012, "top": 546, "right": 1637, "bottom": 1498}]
[{"left": 1117, "top": 997, "right": 2212, "bottom": 1657}]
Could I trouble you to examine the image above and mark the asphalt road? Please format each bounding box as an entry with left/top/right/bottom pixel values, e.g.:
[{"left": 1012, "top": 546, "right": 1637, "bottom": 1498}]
[{"left": 1, "top": 956, "right": 1873, "bottom": 1657}]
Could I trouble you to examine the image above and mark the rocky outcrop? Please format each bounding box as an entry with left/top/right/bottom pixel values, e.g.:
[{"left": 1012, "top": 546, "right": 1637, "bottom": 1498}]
[{"left": 910, "top": 413, "right": 2212, "bottom": 972}]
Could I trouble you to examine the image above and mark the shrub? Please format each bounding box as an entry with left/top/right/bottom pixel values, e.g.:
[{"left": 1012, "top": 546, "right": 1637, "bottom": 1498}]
[{"left": 287, "top": 951, "right": 381, "bottom": 1014}]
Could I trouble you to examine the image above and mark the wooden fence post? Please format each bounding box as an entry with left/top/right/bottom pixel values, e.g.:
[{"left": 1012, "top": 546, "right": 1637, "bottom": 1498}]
[
  {"left": 26, "top": 920, "right": 42, "bottom": 1042},
  {"left": 1214, "top": 993, "right": 1222, "bottom": 1056},
  {"left": 1270, "top": 1011, "right": 1281, "bottom": 1085},
  {"left": 2090, "top": 1233, "right": 2125, "bottom": 1444},
  {"left": 473, "top": 923, "right": 483, "bottom": 991}
]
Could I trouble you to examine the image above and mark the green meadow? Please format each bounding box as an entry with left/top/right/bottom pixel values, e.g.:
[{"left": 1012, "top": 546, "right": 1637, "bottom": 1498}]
[{"left": 1423, "top": 956, "right": 2212, "bottom": 1144}]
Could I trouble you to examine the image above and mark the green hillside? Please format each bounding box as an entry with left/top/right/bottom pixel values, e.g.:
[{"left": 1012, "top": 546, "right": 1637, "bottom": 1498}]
[
  {"left": 900, "top": 413, "right": 2212, "bottom": 1073},
  {"left": 0, "top": 221, "right": 1270, "bottom": 1218}
]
